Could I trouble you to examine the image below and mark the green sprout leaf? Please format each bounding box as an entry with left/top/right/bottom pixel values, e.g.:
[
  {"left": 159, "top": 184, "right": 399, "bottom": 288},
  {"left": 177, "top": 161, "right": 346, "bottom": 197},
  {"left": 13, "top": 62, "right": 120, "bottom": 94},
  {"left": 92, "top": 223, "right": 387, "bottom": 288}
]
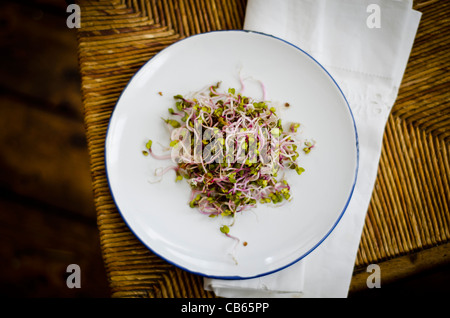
[
  {"left": 295, "top": 166, "right": 305, "bottom": 175},
  {"left": 220, "top": 225, "right": 230, "bottom": 234},
  {"left": 165, "top": 119, "right": 181, "bottom": 128}
]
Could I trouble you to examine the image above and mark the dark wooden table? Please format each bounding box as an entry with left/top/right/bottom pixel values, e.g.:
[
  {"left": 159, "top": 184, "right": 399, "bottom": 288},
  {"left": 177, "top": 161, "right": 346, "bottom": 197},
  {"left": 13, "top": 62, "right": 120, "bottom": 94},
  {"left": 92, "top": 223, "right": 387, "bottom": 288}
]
[{"left": 0, "top": 0, "right": 109, "bottom": 297}]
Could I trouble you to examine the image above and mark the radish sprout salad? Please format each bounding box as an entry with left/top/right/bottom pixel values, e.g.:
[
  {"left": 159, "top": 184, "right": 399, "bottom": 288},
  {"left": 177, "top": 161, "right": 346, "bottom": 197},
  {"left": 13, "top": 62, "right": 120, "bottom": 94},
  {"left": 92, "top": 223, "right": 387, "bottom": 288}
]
[{"left": 143, "top": 82, "right": 314, "bottom": 240}]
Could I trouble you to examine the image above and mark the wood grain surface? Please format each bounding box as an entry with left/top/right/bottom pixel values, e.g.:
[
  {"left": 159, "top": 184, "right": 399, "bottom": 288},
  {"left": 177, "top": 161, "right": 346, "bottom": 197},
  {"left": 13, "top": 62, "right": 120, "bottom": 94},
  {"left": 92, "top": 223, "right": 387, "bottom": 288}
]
[{"left": 0, "top": 0, "right": 109, "bottom": 297}]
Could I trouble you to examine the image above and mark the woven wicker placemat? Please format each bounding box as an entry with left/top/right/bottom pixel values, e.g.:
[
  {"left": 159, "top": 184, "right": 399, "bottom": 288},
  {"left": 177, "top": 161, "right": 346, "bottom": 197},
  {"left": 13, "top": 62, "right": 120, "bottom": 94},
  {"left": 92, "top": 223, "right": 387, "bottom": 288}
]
[{"left": 77, "top": 0, "right": 449, "bottom": 297}]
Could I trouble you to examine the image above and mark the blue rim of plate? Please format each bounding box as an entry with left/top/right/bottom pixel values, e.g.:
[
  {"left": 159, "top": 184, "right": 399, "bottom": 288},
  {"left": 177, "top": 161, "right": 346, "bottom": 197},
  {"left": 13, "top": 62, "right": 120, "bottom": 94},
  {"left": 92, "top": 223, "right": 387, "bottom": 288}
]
[{"left": 105, "top": 29, "right": 359, "bottom": 280}]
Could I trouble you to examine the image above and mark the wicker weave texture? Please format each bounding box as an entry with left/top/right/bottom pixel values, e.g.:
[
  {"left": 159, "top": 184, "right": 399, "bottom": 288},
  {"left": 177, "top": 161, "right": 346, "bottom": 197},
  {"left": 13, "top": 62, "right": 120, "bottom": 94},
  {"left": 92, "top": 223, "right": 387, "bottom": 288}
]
[{"left": 77, "top": 0, "right": 449, "bottom": 297}]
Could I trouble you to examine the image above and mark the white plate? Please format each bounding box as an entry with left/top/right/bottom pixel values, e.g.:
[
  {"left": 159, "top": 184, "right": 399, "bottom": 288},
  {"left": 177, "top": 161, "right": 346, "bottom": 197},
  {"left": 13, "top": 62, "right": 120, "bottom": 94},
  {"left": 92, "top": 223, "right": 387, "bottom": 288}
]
[{"left": 105, "top": 30, "right": 358, "bottom": 279}]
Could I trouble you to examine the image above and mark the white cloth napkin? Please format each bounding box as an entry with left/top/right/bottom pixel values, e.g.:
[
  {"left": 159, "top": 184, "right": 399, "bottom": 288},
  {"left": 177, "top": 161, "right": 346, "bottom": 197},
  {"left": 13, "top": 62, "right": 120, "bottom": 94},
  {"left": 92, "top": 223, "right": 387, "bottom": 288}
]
[{"left": 204, "top": 0, "right": 421, "bottom": 297}]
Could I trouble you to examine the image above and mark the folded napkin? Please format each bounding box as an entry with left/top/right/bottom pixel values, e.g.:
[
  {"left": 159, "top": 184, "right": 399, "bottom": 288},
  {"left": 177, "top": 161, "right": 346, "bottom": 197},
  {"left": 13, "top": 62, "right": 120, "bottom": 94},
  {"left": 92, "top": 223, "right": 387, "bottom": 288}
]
[{"left": 204, "top": 0, "right": 421, "bottom": 297}]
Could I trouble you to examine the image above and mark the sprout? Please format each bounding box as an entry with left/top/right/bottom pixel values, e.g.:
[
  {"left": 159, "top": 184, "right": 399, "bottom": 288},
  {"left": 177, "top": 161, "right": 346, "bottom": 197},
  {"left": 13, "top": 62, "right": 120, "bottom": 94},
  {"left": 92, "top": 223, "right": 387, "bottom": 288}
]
[
  {"left": 303, "top": 140, "right": 316, "bottom": 154},
  {"left": 165, "top": 119, "right": 181, "bottom": 128},
  {"left": 290, "top": 123, "right": 300, "bottom": 133},
  {"left": 295, "top": 166, "right": 305, "bottom": 175},
  {"left": 144, "top": 82, "right": 314, "bottom": 239},
  {"left": 220, "top": 225, "right": 230, "bottom": 234}
]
